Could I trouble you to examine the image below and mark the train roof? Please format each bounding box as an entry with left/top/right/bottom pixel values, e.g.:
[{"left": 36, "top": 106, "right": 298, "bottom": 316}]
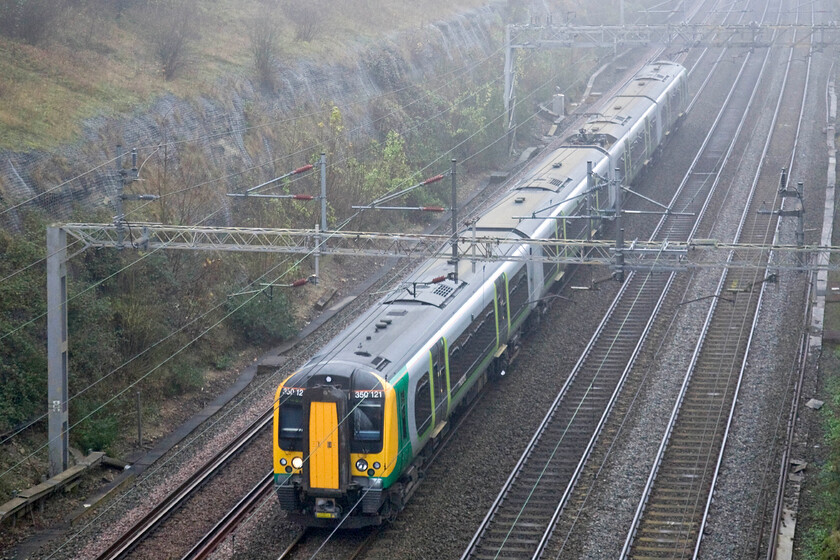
[
  {"left": 564, "top": 60, "right": 685, "bottom": 149},
  {"left": 292, "top": 60, "right": 687, "bottom": 386},
  {"left": 307, "top": 255, "right": 496, "bottom": 382}
]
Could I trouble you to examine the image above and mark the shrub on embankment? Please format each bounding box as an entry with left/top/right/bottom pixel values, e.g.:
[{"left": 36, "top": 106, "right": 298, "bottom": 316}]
[{"left": 0, "top": 0, "right": 593, "bottom": 498}]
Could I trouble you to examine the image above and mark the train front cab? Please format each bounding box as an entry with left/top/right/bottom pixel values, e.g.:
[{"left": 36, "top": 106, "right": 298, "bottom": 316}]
[{"left": 273, "top": 367, "right": 400, "bottom": 527}]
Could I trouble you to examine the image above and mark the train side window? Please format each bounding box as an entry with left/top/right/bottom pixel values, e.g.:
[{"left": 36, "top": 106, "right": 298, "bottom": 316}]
[
  {"left": 448, "top": 301, "right": 497, "bottom": 392},
  {"left": 509, "top": 267, "right": 529, "bottom": 320},
  {"left": 448, "top": 347, "right": 463, "bottom": 387},
  {"left": 414, "top": 372, "right": 432, "bottom": 436}
]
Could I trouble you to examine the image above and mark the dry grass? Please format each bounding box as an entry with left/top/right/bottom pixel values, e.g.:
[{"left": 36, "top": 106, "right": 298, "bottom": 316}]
[{"left": 0, "top": 0, "right": 492, "bottom": 152}]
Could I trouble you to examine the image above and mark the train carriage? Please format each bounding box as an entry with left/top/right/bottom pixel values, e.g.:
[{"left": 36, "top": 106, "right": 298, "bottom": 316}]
[{"left": 273, "top": 60, "right": 687, "bottom": 527}]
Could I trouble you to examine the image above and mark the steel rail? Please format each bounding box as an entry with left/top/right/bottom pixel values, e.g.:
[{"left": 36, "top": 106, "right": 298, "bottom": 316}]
[
  {"left": 461, "top": 13, "right": 762, "bottom": 560},
  {"left": 620, "top": 1, "right": 810, "bottom": 555},
  {"left": 538, "top": 6, "right": 774, "bottom": 552},
  {"left": 764, "top": 297, "right": 811, "bottom": 560},
  {"left": 698, "top": 7, "right": 815, "bottom": 557},
  {"left": 94, "top": 410, "right": 273, "bottom": 560},
  {"left": 181, "top": 472, "right": 274, "bottom": 560},
  {"left": 759, "top": 4, "right": 816, "bottom": 560}
]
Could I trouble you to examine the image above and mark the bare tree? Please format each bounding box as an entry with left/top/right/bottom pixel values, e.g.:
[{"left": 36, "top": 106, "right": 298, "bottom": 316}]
[
  {"left": 281, "top": 0, "right": 324, "bottom": 42},
  {"left": 146, "top": 0, "right": 197, "bottom": 80}
]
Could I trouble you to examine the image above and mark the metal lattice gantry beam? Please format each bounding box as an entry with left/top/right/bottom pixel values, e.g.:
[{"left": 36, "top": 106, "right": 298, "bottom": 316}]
[
  {"left": 60, "top": 222, "right": 840, "bottom": 273},
  {"left": 46, "top": 220, "right": 840, "bottom": 475},
  {"left": 512, "top": 22, "right": 840, "bottom": 50},
  {"left": 501, "top": 21, "right": 839, "bottom": 149}
]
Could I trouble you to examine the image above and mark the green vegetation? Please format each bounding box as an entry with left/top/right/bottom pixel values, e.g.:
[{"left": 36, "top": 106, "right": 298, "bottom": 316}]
[
  {"left": 0, "top": 0, "right": 605, "bottom": 498},
  {"left": 802, "top": 346, "right": 840, "bottom": 559},
  {"left": 0, "top": 209, "right": 297, "bottom": 459},
  {"left": 0, "top": 214, "right": 47, "bottom": 431}
]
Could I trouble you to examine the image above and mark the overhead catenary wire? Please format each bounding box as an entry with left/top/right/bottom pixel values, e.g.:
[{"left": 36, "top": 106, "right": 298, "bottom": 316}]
[
  {"left": 1, "top": 33, "right": 593, "bottom": 473},
  {"left": 0, "top": 251, "right": 299, "bottom": 448},
  {"left": 0, "top": 42, "right": 594, "bottom": 454},
  {"left": 40, "top": 77, "right": 613, "bottom": 560},
  {"left": 0, "top": 245, "right": 308, "bottom": 482}
]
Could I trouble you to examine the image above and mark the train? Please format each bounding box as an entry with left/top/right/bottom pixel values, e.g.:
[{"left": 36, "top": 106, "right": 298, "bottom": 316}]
[{"left": 273, "top": 60, "right": 688, "bottom": 527}]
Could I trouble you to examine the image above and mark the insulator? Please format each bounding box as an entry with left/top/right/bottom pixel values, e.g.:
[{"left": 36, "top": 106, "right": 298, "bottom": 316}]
[
  {"left": 292, "top": 278, "right": 308, "bottom": 287},
  {"left": 293, "top": 194, "right": 314, "bottom": 200},
  {"left": 431, "top": 275, "right": 446, "bottom": 283},
  {"left": 421, "top": 206, "right": 446, "bottom": 212},
  {"left": 293, "top": 164, "right": 315, "bottom": 174},
  {"left": 423, "top": 174, "right": 444, "bottom": 185}
]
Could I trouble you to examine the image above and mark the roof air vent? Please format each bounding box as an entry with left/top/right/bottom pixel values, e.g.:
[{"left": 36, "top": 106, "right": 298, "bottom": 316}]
[{"left": 432, "top": 284, "right": 454, "bottom": 298}]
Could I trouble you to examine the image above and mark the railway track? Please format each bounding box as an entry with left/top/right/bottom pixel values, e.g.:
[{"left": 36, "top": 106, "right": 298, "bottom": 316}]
[
  {"left": 93, "top": 411, "right": 272, "bottom": 559},
  {"left": 619, "top": 6, "right": 813, "bottom": 559},
  {"left": 181, "top": 472, "right": 273, "bottom": 560},
  {"left": 86, "top": 122, "right": 539, "bottom": 559},
  {"left": 83, "top": 42, "right": 669, "bottom": 560},
  {"left": 460, "top": 3, "right": 780, "bottom": 558},
  {"left": 268, "top": 384, "right": 488, "bottom": 560}
]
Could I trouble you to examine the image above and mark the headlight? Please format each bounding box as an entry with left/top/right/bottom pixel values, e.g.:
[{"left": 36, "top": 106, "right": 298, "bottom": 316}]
[
  {"left": 292, "top": 457, "right": 303, "bottom": 469},
  {"left": 280, "top": 458, "right": 287, "bottom": 466},
  {"left": 373, "top": 462, "right": 381, "bottom": 470},
  {"left": 355, "top": 459, "right": 368, "bottom": 472}
]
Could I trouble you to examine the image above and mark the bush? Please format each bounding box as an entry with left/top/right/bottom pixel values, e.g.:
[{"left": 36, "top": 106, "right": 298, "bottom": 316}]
[
  {"left": 166, "top": 362, "right": 204, "bottom": 395},
  {"left": 0, "top": 214, "right": 47, "bottom": 432},
  {"left": 72, "top": 399, "right": 120, "bottom": 453},
  {"left": 227, "top": 290, "right": 295, "bottom": 345},
  {"left": 251, "top": 9, "right": 280, "bottom": 90}
]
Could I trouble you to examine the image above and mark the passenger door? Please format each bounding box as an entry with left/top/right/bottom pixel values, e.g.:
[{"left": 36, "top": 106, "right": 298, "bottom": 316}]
[
  {"left": 431, "top": 339, "right": 448, "bottom": 426},
  {"left": 495, "top": 276, "right": 509, "bottom": 343}
]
